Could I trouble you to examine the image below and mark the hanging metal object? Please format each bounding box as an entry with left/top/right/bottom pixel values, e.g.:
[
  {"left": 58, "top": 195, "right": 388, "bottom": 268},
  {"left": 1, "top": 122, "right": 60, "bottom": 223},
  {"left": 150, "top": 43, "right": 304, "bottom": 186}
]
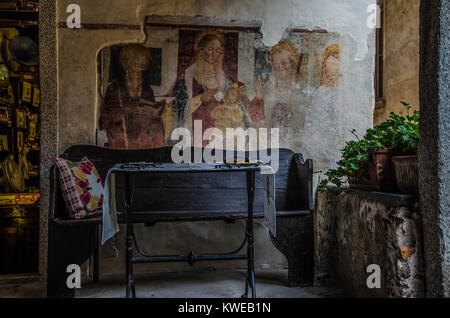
[
  {"left": 8, "top": 35, "right": 38, "bottom": 66},
  {"left": 1, "top": 28, "right": 20, "bottom": 72},
  {"left": 0, "top": 155, "right": 25, "bottom": 193}
]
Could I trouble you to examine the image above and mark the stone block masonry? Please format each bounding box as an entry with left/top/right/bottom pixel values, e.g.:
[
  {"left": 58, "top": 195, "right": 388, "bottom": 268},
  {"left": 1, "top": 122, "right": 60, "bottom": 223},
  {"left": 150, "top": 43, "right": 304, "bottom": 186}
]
[{"left": 315, "top": 188, "right": 424, "bottom": 298}]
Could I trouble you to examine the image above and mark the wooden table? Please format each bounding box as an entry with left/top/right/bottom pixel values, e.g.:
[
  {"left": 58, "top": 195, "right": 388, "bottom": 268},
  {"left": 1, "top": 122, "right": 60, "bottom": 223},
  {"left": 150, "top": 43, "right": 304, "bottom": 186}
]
[{"left": 108, "top": 162, "right": 264, "bottom": 298}]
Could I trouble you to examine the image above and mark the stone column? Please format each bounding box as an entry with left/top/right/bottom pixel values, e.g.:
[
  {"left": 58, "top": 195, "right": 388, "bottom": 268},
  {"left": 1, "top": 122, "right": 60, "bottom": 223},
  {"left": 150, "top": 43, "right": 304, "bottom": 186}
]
[
  {"left": 39, "top": 0, "right": 58, "bottom": 280},
  {"left": 418, "top": 0, "right": 449, "bottom": 298}
]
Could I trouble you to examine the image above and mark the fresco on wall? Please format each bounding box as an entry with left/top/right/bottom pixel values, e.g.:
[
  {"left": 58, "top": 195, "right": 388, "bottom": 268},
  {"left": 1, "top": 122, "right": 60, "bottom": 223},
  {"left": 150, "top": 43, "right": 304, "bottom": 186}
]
[
  {"left": 300, "top": 43, "right": 343, "bottom": 169},
  {"left": 169, "top": 30, "right": 238, "bottom": 146},
  {"left": 107, "top": 46, "right": 163, "bottom": 86},
  {"left": 97, "top": 26, "right": 344, "bottom": 154},
  {"left": 98, "top": 44, "right": 169, "bottom": 149}
]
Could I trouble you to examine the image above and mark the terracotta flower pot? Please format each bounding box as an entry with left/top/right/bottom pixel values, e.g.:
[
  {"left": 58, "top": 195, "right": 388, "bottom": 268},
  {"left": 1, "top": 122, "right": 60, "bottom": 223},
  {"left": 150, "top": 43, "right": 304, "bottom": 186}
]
[
  {"left": 392, "top": 155, "right": 419, "bottom": 194},
  {"left": 367, "top": 148, "right": 398, "bottom": 193}
]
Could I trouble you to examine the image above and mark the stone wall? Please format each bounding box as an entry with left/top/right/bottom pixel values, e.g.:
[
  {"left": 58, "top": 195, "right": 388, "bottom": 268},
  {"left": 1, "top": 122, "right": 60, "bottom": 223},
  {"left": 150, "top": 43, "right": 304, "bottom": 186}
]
[
  {"left": 374, "top": 0, "right": 420, "bottom": 125},
  {"left": 315, "top": 188, "right": 424, "bottom": 297},
  {"left": 38, "top": 0, "right": 57, "bottom": 281},
  {"left": 418, "top": 0, "right": 450, "bottom": 297}
]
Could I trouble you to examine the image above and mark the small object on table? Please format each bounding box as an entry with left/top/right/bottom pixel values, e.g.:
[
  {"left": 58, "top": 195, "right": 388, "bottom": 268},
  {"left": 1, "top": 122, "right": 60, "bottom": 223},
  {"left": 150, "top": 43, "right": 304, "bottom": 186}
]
[
  {"left": 222, "top": 159, "right": 264, "bottom": 168},
  {"left": 119, "top": 162, "right": 162, "bottom": 170}
]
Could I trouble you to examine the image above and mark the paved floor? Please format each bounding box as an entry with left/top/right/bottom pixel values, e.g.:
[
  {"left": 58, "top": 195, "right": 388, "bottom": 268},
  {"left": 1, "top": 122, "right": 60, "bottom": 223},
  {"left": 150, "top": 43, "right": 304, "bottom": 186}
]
[
  {"left": 0, "top": 281, "right": 45, "bottom": 298},
  {"left": 76, "top": 269, "right": 342, "bottom": 298}
]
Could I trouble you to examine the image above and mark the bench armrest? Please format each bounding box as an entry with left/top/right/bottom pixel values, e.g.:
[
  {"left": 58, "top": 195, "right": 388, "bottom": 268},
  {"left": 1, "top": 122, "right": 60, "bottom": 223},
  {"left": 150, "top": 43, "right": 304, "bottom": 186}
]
[
  {"left": 294, "top": 153, "right": 313, "bottom": 211},
  {"left": 49, "top": 165, "right": 67, "bottom": 220}
]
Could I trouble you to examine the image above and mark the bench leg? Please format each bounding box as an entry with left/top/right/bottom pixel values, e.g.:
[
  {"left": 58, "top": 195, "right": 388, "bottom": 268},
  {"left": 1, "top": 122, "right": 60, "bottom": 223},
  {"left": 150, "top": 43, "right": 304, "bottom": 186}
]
[
  {"left": 47, "top": 246, "right": 75, "bottom": 298},
  {"left": 270, "top": 215, "right": 314, "bottom": 287},
  {"left": 244, "top": 170, "right": 256, "bottom": 298},
  {"left": 47, "top": 223, "right": 97, "bottom": 297}
]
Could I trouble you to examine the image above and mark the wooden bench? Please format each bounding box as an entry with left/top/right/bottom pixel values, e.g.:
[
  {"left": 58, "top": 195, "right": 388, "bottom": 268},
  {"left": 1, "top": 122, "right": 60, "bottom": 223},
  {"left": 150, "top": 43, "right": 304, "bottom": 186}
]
[{"left": 47, "top": 145, "right": 314, "bottom": 297}]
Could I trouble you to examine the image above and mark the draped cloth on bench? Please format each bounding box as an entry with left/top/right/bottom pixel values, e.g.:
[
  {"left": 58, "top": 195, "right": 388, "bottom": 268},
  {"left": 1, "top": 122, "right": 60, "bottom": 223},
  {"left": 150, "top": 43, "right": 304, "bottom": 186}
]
[{"left": 101, "top": 162, "right": 276, "bottom": 245}]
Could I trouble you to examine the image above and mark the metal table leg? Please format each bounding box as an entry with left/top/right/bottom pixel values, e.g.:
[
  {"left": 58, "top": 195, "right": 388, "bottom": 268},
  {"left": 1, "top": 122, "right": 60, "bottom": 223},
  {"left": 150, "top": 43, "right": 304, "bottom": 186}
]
[
  {"left": 245, "top": 170, "right": 256, "bottom": 298},
  {"left": 125, "top": 172, "right": 136, "bottom": 298},
  {"left": 93, "top": 224, "right": 99, "bottom": 283}
]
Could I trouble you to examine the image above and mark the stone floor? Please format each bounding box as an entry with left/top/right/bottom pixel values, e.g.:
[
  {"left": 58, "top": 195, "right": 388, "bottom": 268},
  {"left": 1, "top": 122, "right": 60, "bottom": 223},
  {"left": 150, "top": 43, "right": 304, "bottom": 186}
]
[
  {"left": 0, "top": 269, "right": 342, "bottom": 298},
  {"left": 76, "top": 269, "right": 342, "bottom": 298},
  {"left": 0, "top": 277, "right": 45, "bottom": 298}
]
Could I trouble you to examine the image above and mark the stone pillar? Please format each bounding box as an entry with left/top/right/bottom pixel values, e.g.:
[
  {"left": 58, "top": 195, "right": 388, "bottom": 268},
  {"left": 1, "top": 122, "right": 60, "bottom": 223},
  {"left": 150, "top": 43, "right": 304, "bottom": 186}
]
[
  {"left": 39, "top": 0, "right": 58, "bottom": 280},
  {"left": 418, "top": 0, "right": 449, "bottom": 298}
]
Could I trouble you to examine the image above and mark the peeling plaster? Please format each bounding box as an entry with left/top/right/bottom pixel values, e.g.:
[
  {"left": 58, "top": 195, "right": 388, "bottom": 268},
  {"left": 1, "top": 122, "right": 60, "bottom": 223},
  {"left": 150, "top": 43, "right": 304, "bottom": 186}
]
[{"left": 136, "top": 0, "right": 375, "bottom": 60}]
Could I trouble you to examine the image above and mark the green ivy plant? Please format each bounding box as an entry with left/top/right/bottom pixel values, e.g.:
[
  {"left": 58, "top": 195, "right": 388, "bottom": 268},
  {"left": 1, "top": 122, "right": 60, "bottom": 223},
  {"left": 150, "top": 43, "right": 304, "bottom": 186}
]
[
  {"left": 366, "top": 101, "right": 419, "bottom": 154},
  {"left": 319, "top": 101, "right": 419, "bottom": 189}
]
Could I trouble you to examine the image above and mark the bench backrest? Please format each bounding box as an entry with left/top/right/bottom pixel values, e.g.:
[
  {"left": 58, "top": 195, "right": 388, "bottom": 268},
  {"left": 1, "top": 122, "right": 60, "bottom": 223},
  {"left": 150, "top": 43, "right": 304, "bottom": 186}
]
[{"left": 50, "top": 145, "right": 312, "bottom": 219}]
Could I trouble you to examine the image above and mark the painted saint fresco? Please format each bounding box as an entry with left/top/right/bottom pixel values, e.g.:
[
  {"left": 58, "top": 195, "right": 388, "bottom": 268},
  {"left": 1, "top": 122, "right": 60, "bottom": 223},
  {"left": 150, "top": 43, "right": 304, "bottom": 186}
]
[
  {"left": 98, "top": 44, "right": 167, "bottom": 149},
  {"left": 97, "top": 27, "right": 344, "bottom": 153},
  {"left": 168, "top": 30, "right": 237, "bottom": 146},
  {"left": 252, "top": 40, "right": 304, "bottom": 145},
  {"left": 300, "top": 43, "right": 344, "bottom": 170}
]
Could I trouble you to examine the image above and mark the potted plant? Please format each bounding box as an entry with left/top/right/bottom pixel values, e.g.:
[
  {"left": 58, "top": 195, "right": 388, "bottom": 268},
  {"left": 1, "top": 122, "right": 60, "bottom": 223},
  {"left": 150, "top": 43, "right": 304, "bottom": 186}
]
[
  {"left": 319, "top": 131, "right": 375, "bottom": 191},
  {"left": 319, "top": 102, "right": 419, "bottom": 193},
  {"left": 390, "top": 102, "right": 419, "bottom": 194},
  {"left": 318, "top": 125, "right": 398, "bottom": 192},
  {"left": 363, "top": 125, "right": 397, "bottom": 192}
]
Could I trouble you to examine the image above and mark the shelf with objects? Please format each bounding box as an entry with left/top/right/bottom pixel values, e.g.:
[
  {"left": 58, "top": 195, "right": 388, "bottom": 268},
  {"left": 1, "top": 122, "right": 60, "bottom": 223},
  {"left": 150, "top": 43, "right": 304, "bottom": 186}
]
[{"left": 0, "top": 21, "right": 40, "bottom": 275}]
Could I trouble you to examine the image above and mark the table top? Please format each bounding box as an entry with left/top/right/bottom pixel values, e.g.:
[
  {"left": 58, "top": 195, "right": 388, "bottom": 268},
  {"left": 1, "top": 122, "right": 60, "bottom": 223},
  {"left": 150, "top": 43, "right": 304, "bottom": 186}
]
[{"left": 109, "top": 162, "right": 269, "bottom": 173}]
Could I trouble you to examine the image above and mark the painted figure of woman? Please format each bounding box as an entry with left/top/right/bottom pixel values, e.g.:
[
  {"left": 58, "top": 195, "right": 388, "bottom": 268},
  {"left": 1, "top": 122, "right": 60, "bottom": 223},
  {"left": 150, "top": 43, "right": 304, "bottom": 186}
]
[
  {"left": 320, "top": 44, "right": 343, "bottom": 89},
  {"left": 251, "top": 40, "right": 302, "bottom": 147},
  {"left": 302, "top": 44, "right": 343, "bottom": 170},
  {"left": 99, "top": 44, "right": 166, "bottom": 149},
  {"left": 170, "top": 30, "right": 233, "bottom": 146}
]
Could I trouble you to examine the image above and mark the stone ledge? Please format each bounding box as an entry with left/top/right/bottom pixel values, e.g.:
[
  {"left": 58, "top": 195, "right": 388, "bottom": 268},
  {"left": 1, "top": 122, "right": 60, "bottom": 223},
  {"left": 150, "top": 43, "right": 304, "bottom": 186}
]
[
  {"left": 322, "top": 186, "right": 419, "bottom": 208},
  {"left": 314, "top": 188, "right": 424, "bottom": 297}
]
